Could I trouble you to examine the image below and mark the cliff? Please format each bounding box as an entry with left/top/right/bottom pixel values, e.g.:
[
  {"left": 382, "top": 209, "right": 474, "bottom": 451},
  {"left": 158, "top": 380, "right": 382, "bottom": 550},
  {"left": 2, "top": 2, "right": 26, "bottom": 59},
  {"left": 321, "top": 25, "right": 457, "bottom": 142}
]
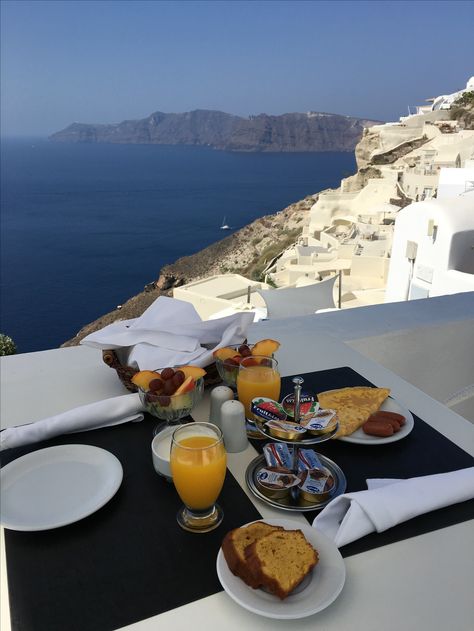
[
  {"left": 61, "top": 195, "right": 316, "bottom": 346},
  {"left": 50, "top": 109, "right": 379, "bottom": 152},
  {"left": 450, "top": 95, "right": 474, "bottom": 129}
]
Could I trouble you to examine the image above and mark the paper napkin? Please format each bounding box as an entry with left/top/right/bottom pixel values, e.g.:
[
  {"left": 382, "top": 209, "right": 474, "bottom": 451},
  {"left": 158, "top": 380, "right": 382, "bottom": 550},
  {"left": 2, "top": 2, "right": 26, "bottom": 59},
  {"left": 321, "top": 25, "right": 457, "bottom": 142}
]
[
  {"left": 0, "top": 393, "right": 144, "bottom": 451},
  {"left": 313, "top": 467, "right": 474, "bottom": 547},
  {"left": 80, "top": 296, "right": 255, "bottom": 370}
]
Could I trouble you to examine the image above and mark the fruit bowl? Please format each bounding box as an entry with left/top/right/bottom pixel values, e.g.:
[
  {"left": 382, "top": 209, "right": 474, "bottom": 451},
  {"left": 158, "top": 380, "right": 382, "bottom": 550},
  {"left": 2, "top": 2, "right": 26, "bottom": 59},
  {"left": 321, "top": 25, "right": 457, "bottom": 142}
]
[
  {"left": 213, "top": 339, "right": 280, "bottom": 389},
  {"left": 214, "top": 344, "right": 252, "bottom": 388},
  {"left": 132, "top": 366, "right": 206, "bottom": 423}
]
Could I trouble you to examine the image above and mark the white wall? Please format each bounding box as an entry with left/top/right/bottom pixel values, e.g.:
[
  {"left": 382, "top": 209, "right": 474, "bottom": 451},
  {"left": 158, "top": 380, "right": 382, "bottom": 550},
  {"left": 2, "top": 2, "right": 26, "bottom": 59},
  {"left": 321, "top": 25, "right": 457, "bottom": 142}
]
[
  {"left": 437, "top": 168, "right": 474, "bottom": 198},
  {"left": 386, "top": 197, "right": 474, "bottom": 302},
  {"left": 401, "top": 171, "right": 439, "bottom": 198},
  {"left": 351, "top": 256, "right": 390, "bottom": 280},
  {"left": 430, "top": 270, "right": 474, "bottom": 296}
]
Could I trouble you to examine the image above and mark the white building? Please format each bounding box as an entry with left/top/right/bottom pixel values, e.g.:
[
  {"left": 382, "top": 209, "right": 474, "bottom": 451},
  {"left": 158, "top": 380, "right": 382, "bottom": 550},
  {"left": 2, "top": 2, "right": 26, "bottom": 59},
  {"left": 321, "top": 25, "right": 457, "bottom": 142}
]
[
  {"left": 385, "top": 195, "right": 474, "bottom": 302},
  {"left": 431, "top": 76, "right": 474, "bottom": 110},
  {"left": 437, "top": 166, "right": 474, "bottom": 198}
]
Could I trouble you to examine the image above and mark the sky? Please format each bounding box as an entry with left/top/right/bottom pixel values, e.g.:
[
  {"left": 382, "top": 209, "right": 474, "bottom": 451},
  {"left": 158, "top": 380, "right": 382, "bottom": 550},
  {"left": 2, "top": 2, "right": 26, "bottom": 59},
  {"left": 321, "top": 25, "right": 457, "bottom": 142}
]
[{"left": 1, "top": 0, "right": 474, "bottom": 137}]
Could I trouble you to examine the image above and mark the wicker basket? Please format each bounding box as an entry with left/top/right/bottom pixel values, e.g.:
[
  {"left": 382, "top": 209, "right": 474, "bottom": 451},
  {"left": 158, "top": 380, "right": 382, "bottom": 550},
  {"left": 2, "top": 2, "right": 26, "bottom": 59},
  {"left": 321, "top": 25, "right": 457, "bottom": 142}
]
[{"left": 102, "top": 349, "right": 221, "bottom": 392}]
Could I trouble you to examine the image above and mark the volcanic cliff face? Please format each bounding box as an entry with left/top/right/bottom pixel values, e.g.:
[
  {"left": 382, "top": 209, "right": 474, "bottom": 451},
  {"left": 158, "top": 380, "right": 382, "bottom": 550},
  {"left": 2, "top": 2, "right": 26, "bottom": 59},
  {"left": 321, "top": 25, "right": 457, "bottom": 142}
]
[
  {"left": 50, "top": 109, "right": 379, "bottom": 152},
  {"left": 61, "top": 195, "right": 317, "bottom": 346}
]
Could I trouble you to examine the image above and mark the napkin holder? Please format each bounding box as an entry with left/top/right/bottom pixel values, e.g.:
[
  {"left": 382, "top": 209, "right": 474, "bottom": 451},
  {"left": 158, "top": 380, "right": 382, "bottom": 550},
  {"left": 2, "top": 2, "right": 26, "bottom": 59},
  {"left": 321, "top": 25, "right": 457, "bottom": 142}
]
[{"left": 102, "top": 349, "right": 221, "bottom": 392}]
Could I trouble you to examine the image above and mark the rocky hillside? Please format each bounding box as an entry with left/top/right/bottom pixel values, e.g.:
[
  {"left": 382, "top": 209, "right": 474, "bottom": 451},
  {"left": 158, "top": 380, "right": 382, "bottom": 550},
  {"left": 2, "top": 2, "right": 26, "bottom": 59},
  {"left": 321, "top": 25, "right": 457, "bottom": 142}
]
[
  {"left": 62, "top": 195, "right": 317, "bottom": 346},
  {"left": 50, "top": 109, "right": 379, "bottom": 152},
  {"left": 450, "top": 92, "right": 474, "bottom": 129}
]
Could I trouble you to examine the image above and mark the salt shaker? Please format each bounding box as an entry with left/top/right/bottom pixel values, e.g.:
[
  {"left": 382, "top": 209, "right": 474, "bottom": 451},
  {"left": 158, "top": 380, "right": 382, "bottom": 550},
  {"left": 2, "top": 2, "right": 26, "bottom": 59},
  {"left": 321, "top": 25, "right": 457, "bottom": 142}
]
[
  {"left": 220, "top": 399, "right": 249, "bottom": 453},
  {"left": 209, "top": 386, "right": 234, "bottom": 429}
]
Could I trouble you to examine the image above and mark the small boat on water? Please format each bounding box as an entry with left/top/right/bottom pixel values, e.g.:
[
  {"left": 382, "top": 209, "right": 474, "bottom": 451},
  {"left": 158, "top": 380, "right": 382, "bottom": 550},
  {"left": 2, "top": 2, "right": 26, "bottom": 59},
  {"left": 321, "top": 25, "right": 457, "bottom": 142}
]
[{"left": 220, "top": 216, "right": 231, "bottom": 230}]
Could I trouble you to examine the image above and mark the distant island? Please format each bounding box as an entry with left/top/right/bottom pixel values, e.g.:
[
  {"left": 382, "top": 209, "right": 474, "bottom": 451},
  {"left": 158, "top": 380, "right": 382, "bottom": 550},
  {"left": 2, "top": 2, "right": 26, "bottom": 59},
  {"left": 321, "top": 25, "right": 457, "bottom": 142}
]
[{"left": 49, "top": 109, "right": 380, "bottom": 152}]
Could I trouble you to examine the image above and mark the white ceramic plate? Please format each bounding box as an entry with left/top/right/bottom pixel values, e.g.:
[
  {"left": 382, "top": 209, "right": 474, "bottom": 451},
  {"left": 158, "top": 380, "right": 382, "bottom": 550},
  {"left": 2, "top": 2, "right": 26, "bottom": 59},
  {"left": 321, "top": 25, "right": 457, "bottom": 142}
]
[
  {"left": 216, "top": 518, "right": 345, "bottom": 619},
  {"left": 338, "top": 396, "right": 414, "bottom": 444},
  {"left": 0, "top": 444, "right": 123, "bottom": 531}
]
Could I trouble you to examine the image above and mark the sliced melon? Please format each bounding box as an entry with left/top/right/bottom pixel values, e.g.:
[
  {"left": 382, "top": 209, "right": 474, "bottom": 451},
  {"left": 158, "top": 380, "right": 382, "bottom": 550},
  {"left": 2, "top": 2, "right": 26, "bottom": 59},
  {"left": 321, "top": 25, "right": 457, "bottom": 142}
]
[
  {"left": 213, "top": 346, "right": 238, "bottom": 361},
  {"left": 180, "top": 365, "right": 206, "bottom": 380},
  {"left": 174, "top": 375, "right": 195, "bottom": 396},
  {"left": 131, "top": 370, "right": 160, "bottom": 391},
  {"left": 251, "top": 339, "right": 280, "bottom": 357}
]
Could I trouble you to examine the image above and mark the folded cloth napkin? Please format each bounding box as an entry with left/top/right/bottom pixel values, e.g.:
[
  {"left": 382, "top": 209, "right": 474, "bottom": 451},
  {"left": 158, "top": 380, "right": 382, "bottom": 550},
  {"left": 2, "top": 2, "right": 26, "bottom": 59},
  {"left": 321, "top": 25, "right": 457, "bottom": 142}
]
[
  {"left": 313, "top": 467, "right": 474, "bottom": 547},
  {"left": 81, "top": 296, "right": 254, "bottom": 370},
  {"left": 0, "top": 393, "right": 144, "bottom": 451}
]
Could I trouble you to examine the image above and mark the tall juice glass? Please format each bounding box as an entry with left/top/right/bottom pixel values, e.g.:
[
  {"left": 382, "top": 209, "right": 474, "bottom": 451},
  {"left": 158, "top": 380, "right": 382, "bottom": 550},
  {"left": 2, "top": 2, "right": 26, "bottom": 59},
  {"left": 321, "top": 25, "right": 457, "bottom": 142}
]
[
  {"left": 170, "top": 422, "right": 226, "bottom": 532},
  {"left": 237, "top": 356, "right": 281, "bottom": 423}
]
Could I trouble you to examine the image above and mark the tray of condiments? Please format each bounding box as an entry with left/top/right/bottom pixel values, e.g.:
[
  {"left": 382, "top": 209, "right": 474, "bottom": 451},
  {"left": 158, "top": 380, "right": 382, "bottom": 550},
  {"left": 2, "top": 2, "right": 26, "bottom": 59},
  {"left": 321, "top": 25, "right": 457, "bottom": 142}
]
[
  {"left": 250, "top": 397, "right": 339, "bottom": 445},
  {"left": 245, "top": 444, "right": 347, "bottom": 513}
]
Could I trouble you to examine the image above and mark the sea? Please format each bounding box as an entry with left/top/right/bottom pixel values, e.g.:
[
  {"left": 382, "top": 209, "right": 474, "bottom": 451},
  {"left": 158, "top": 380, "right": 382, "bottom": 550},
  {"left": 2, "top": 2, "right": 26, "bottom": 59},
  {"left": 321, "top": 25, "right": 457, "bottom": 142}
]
[{"left": 0, "top": 139, "right": 356, "bottom": 353}]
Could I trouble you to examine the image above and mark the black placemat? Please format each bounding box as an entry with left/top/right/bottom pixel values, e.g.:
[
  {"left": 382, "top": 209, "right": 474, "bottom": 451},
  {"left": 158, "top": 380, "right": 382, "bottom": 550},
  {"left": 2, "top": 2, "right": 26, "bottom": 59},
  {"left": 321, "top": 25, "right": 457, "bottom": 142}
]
[
  {"left": 252, "top": 367, "right": 474, "bottom": 557},
  {"left": 2, "top": 416, "right": 262, "bottom": 631}
]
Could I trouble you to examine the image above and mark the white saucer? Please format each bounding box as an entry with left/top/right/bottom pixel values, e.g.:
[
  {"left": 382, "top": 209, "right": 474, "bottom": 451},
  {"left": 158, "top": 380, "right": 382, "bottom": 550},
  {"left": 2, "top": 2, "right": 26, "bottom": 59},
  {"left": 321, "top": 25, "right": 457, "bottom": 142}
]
[
  {"left": 0, "top": 444, "right": 123, "bottom": 531},
  {"left": 216, "top": 518, "right": 345, "bottom": 619}
]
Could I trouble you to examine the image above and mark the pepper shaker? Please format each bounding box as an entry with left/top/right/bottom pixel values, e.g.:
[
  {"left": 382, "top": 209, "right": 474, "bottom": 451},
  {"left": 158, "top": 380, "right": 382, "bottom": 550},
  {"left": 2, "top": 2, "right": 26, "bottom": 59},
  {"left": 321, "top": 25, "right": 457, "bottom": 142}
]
[
  {"left": 220, "top": 399, "right": 249, "bottom": 453},
  {"left": 209, "top": 386, "right": 234, "bottom": 429}
]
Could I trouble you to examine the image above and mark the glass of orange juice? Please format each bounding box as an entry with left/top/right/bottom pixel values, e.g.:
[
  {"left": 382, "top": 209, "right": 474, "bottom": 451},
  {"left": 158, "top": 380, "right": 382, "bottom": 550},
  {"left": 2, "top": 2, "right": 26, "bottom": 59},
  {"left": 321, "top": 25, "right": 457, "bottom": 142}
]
[
  {"left": 170, "top": 422, "right": 226, "bottom": 533},
  {"left": 237, "top": 356, "right": 281, "bottom": 421}
]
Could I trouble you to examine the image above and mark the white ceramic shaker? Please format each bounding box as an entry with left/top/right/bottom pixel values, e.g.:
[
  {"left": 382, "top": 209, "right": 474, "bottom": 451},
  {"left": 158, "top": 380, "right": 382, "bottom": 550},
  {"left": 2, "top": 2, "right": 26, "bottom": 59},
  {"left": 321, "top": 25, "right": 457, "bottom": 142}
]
[
  {"left": 220, "top": 399, "right": 249, "bottom": 453},
  {"left": 209, "top": 386, "right": 234, "bottom": 429}
]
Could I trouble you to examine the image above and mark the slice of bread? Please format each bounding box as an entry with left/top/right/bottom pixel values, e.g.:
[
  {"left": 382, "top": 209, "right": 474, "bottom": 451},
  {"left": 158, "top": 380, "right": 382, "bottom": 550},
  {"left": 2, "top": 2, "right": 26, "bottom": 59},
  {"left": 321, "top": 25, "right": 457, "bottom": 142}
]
[
  {"left": 222, "top": 522, "right": 283, "bottom": 588},
  {"left": 245, "top": 529, "right": 318, "bottom": 599}
]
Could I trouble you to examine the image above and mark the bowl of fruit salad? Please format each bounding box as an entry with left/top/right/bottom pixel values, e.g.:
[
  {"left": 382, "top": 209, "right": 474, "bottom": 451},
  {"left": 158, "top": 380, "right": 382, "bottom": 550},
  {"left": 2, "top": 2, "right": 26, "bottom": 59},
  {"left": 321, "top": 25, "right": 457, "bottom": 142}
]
[
  {"left": 213, "top": 339, "right": 280, "bottom": 389},
  {"left": 131, "top": 365, "right": 206, "bottom": 423}
]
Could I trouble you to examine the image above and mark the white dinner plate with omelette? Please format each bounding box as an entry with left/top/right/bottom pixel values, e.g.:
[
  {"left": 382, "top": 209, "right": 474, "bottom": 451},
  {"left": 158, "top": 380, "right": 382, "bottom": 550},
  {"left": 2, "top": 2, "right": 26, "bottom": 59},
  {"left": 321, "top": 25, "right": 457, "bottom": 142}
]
[
  {"left": 216, "top": 518, "right": 345, "bottom": 619},
  {"left": 338, "top": 396, "right": 414, "bottom": 445}
]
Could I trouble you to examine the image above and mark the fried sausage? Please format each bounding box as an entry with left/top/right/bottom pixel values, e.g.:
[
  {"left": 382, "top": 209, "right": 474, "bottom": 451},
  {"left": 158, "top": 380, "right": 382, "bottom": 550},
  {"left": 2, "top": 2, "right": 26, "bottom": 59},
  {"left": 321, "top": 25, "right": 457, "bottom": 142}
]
[
  {"left": 374, "top": 411, "right": 406, "bottom": 426},
  {"left": 362, "top": 420, "right": 394, "bottom": 437},
  {"left": 369, "top": 412, "right": 401, "bottom": 432}
]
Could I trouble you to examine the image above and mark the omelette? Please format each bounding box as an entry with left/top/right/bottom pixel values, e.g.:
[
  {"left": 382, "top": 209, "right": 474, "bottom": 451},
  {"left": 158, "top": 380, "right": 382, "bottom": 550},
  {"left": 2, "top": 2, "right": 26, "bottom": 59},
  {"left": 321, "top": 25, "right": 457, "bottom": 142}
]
[{"left": 317, "top": 387, "right": 391, "bottom": 437}]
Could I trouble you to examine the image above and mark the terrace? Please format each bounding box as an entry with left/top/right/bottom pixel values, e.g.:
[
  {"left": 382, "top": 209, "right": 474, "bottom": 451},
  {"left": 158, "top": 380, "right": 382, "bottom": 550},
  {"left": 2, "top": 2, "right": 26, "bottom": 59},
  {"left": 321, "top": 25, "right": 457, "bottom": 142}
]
[{"left": 1, "top": 290, "right": 473, "bottom": 630}]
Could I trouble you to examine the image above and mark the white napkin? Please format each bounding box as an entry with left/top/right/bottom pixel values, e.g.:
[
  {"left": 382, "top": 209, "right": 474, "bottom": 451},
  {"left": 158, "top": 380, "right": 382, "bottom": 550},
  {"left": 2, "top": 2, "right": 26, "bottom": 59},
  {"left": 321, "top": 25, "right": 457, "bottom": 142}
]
[
  {"left": 0, "top": 393, "right": 144, "bottom": 451},
  {"left": 80, "top": 296, "right": 254, "bottom": 370},
  {"left": 313, "top": 467, "right": 474, "bottom": 547}
]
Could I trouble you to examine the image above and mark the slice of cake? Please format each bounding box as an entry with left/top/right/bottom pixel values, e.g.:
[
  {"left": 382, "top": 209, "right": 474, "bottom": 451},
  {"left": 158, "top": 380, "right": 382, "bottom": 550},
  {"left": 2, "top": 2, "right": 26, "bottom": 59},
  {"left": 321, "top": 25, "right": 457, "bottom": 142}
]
[
  {"left": 221, "top": 522, "right": 283, "bottom": 588},
  {"left": 245, "top": 529, "right": 318, "bottom": 599}
]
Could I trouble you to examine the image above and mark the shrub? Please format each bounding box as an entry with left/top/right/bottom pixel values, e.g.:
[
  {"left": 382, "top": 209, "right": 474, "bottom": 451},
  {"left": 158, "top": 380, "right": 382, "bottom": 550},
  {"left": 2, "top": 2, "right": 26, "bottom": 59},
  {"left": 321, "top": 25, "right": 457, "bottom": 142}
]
[
  {"left": 454, "top": 91, "right": 474, "bottom": 107},
  {"left": 0, "top": 334, "right": 17, "bottom": 356}
]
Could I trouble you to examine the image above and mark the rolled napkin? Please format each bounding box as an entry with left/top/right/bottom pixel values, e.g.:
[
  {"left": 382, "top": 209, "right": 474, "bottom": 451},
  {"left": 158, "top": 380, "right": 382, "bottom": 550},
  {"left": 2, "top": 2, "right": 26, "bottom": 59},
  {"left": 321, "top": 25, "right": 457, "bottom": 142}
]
[
  {"left": 0, "top": 393, "right": 144, "bottom": 451},
  {"left": 81, "top": 296, "right": 254, "bottom": 370},
  {"left": 313, "top": 467, "right": 474, "bottom": 547}
]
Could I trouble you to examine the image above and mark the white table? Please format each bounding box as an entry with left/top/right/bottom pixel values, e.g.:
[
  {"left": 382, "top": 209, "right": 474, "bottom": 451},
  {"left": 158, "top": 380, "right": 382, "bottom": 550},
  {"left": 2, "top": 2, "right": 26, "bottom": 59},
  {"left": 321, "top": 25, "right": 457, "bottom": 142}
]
[{"left": 2, "top": 330, "right": 474, "bottom": 631}]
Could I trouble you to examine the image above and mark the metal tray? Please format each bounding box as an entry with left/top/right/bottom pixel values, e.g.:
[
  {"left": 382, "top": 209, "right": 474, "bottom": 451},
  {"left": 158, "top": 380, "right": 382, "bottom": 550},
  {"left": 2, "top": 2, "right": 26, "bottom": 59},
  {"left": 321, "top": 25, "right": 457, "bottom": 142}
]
[
  {"left": 245, "top": 452, "right": 346, "bottom": 513},
  {"left": 254, "top": 420, "right": 339, "bottom": 445}
]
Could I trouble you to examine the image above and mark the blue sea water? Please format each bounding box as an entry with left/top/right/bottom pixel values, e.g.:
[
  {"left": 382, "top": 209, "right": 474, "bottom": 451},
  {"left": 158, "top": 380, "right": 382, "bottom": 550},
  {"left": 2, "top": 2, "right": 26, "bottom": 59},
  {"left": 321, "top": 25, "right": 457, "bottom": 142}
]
[{"left": 0, "top": 139, "right": 356, "bottom": 353}]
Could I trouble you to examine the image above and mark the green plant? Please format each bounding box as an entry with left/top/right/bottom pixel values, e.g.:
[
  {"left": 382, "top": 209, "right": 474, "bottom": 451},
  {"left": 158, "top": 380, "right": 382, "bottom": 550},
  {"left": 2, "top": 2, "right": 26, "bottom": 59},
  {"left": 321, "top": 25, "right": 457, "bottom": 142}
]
[
  {"left": 0, "top": 334, "right": 17, "bottom": 356},
  {"left": 243, "top": 227, "right": 302, "bottom": 280},
  {"left": 450, "top": 92, "right": 474, "bottom": 129},
  {"left": 263, "top": 276, "right": 277, "bottom": 288},
  {"left": 454, "top": 91, "right": 474, "bottom": 107}
]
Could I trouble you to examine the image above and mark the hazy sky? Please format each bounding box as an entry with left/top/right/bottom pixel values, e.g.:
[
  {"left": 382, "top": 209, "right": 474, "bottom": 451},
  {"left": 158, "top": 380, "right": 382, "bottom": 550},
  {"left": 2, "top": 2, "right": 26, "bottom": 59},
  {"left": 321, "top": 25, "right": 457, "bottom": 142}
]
[{"left": 2, "top": 0, "right": 473, "bottom": 137}]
